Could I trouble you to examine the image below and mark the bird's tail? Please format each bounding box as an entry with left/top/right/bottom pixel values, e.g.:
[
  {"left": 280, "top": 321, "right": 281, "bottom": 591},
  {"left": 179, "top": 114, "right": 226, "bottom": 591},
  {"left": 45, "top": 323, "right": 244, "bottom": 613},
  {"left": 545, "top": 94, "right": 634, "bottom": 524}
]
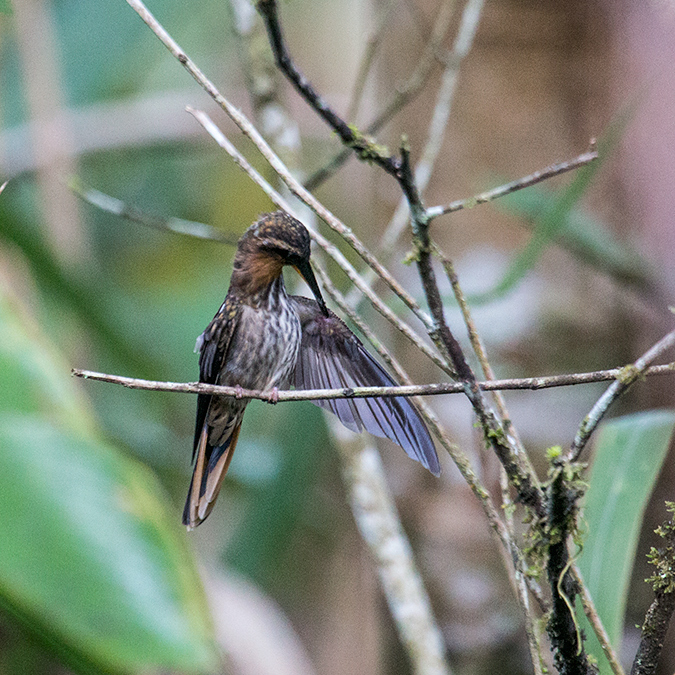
[{"left": 182, "top": 421, "right": 242, "bottom": 530}]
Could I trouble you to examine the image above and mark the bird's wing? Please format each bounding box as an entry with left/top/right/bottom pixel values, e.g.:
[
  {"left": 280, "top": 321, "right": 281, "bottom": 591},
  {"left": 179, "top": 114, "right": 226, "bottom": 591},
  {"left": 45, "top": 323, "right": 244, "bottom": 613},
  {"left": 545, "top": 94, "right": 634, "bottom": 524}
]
[
  {"left": 192, "top": 296, "right": 241, "bottom": 456},
  {"left": 291, "top": 296, "right": 440, "bottom": 476},
  {"left": 184, "top": 296, "right": 243, "bottom": 529}
]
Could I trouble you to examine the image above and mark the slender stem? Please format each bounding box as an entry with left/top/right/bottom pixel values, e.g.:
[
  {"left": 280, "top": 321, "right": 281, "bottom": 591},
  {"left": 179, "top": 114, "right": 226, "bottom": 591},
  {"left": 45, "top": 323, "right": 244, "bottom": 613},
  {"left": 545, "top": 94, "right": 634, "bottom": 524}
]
[
  {"left": 71, "top": 362, "right": 675, "bottom": 401},
  {"left": 568, "top": 327, "right": 675, "bottom": 461},
  {"left": 573, "top": 566, "right": 626, "bottom": 675},
  {"left": 434, "top": 243, "right": 538, "bottom": 483},
  {"left": 435, "top": 240, "right": 546, "bottom": 672},
  {"left": 425, "top": 149, "right": 599, "bottom": 221}
]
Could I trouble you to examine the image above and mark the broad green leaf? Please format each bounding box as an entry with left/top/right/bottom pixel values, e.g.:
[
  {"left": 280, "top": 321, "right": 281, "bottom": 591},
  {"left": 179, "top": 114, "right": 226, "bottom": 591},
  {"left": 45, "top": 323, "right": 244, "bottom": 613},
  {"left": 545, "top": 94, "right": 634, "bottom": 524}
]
[
  {"left": 577, "top": 410, "right": 675, "bottom": 672},
  {"left": 0, "top": 294, "right": 96, "bottom": 436},
  {"left": 0, "top": 414, "right": 219, "bottom": 675}
]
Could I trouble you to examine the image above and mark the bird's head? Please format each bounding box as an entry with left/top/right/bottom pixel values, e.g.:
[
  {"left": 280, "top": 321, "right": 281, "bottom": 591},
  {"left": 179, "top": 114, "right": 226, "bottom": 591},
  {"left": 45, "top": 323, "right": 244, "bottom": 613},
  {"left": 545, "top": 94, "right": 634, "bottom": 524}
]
[{"left": 232, "top": 211, "right": 328, "bottom": 315}]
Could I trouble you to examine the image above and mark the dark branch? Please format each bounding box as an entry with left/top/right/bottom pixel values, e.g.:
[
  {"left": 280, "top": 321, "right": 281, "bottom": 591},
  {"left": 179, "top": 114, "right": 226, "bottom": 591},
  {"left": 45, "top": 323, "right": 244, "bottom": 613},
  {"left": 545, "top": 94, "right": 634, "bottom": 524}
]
[
  {"left": 546, "top": 467, "right": 597, "bottom": 675},
  {"left": 255, "top": 0, "right": 403, "bottom": 179},
  {"left": 631, "top": 503, "right": 675, "bottom": 675},
  {"left": 399, "top": 141, "right": 546, "bottom": 517}
]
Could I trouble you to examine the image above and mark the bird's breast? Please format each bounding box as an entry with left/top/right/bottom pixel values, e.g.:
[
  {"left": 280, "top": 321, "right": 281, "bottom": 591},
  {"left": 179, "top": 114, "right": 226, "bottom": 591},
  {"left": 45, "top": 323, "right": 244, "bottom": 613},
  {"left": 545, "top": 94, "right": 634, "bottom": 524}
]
[{"left": 220, "top": 299, "right": 302, "bottom": 392}]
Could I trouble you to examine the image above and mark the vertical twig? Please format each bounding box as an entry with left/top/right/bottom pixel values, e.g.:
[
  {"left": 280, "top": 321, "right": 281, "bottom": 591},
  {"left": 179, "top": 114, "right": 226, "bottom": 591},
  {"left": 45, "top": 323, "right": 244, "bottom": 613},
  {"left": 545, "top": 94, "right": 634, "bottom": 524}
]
[{"left": 630, "top": 503, "right": 675, "bottom": 675}]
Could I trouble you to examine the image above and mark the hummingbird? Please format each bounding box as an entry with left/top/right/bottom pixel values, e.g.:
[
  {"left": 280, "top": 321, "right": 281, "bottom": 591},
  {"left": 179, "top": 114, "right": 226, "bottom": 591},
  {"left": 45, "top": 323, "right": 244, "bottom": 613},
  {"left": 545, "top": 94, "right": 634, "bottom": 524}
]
[{"left": 184, "top": 211, "right": 439, "bottom": 529}]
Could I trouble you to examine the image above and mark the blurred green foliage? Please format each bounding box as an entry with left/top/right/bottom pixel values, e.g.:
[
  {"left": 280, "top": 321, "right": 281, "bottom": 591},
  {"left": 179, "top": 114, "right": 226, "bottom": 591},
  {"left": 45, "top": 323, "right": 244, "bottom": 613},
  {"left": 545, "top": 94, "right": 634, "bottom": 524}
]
[
  {"left": 578, "top": 411, "right": 675, "bottom": 675},
  {"left": 0, "top": 1, "right": 337, "bottom": 671}
]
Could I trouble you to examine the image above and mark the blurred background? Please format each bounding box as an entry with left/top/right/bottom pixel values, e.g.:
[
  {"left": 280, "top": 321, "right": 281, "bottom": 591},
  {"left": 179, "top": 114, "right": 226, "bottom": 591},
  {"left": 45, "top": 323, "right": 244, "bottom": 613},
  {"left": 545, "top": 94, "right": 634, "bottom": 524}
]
[{"left": 0, "top": 0, "right": 674, "bottom": 673}]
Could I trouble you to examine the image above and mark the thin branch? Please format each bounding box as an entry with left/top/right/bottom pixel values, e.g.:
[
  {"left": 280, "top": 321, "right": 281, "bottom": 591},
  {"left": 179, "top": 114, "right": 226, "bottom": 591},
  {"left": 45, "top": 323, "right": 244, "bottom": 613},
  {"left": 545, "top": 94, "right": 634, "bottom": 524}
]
[
  {"left": 70, "top": 177, "right": 238, "bottom": 244},
  {"left": 573, "top": 566, "right": 626, "bottom": 675},
  {"left": 425, "top": 148, "right": 599, "bottom": 221},
  {"left": 71, "top": 361, "right": 675, "bottom": 401},
  {"left": 568, "top": 327, "right": 675, "bottom": 461},
  {"left": 631, "top": 503, "right": 675, "bottom": 675},
  {"left": 435, "top": 241, "right": 546, "bottom": 673}
]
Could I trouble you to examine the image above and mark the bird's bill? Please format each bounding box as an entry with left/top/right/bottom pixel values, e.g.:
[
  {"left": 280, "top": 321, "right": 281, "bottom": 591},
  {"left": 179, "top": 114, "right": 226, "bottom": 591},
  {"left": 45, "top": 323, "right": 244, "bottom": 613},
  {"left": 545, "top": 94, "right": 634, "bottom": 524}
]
[{"left": 294, "top": 260, "right": 329, "bottom": 317}]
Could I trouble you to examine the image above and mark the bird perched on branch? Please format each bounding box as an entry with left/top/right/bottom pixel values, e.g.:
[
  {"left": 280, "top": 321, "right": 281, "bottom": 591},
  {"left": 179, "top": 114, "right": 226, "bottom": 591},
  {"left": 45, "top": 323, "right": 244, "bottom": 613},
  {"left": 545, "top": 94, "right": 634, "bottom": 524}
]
[{"left": 184, "top": 211, "right": 439, "bottom": 529}]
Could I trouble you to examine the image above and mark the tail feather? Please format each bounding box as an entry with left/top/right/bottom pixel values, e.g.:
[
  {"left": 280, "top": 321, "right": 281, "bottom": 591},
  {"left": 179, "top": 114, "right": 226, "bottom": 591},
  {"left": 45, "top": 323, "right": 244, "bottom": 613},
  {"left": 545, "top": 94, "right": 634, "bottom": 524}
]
[{"left": 182, "top": 421, "right": 243, "bottom": 530}]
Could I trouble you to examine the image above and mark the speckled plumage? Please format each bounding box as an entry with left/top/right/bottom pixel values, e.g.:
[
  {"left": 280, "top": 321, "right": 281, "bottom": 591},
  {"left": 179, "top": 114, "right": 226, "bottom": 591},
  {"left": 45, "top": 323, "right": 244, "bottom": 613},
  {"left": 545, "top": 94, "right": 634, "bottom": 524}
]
[{"left": 183, "top": 212, "right": 439, "bottom": 530}]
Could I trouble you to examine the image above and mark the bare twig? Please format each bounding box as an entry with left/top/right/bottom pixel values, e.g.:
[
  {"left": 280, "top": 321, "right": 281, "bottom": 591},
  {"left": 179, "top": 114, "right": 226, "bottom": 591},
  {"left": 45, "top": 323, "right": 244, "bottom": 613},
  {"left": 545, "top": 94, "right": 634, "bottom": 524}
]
[
  {"left": 425, "top": 149, "right": 599, "bottom": 221},
  {"left": 70, "top": 177, "right": 238, "bottom": 244},
  {"left": 631, "top": 503, "right": 675, "bottom": 675},
  {"left": 71, "top": 361, "right": 675, "bottom": 400},
  {"left": 435, "top": 241, "right": 545, "bottom": 673},
  {"left": 568, "top": 327, "right": 675, "bottom": 461},
  {"left": 573, "top": 566, "right": 626, "bottom": 675}
]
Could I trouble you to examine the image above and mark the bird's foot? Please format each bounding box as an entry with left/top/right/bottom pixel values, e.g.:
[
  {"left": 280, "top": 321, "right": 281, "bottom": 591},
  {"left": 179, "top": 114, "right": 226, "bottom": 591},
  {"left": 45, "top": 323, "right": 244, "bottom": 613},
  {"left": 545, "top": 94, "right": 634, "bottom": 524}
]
[
  {"left": 268, "top": 387, "right": 279, "bottom": 404},
  {"left": 234, "top": 385, "right": 244, "bottom": 400}
]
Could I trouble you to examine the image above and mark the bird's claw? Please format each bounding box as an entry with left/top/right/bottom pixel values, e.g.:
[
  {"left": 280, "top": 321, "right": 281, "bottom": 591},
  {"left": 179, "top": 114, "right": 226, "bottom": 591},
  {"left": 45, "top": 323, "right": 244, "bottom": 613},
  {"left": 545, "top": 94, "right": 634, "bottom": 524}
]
[
  {"left": 268, "top": 387, "right": 279, "bottom": 404},
  {"left": 234, "top": 385, "right": 244, "bottom": 400}
]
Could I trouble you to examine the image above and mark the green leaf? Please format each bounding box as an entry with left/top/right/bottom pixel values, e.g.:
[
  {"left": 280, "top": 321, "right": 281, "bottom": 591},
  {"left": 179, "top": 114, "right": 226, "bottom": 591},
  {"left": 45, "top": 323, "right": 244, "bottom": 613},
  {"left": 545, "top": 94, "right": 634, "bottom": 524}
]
[
  {"left": 577, "top": 410, "right": 675, "bottom": 672},
  {"left": 0, "top": 414, "right": 219, "bottom": 675},
  {"left": 0, "top": 294, "right": 96, "bottom": 436}
]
